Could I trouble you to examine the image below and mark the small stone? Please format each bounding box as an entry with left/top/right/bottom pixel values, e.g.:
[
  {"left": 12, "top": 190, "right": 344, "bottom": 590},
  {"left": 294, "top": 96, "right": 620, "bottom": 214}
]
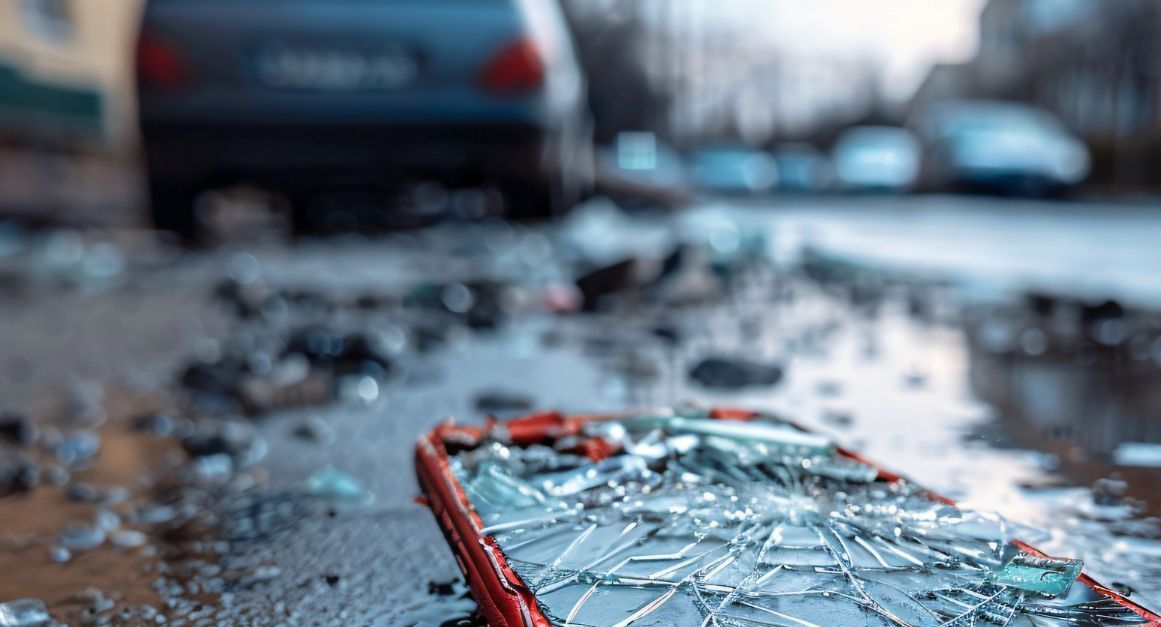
[
  {"left": 182, "top": 421, "right": 265, "bottom": 468},
  {"left": 574, "top": 258, "right": 641, "bottom": 312},
  {"left": 133, "top": 505, "right": 176, "bottom": 525},
  {"left": 59, "top": 380, "right": 106, "bottom": 427},
  {"left": 689, "top": 357, "right": 784, "bottom": 389},
  {"left": 129, "top": 413, "right": 174, "bottom": 437},
  {"left": 180, "top": 362, "right": 241, "bottom": 404},
  {"left": 822, "top": 410, "right": 854, "bottom": 428},
  {"left": 95, "top": 509, "right": 121, "bottom": 532},
  {"left": 59, "top": 524, "right": 106, "bottom": 550},
  {"left": 43, "top": 466, "right": 68, "bottom": 486},
  {"left": 902, "top": 368, "right": 927, "bottom": 389},
  {"left": 112, "top": 530, "right": 147, "bottom": 549},
  {"left": 55, "top": 432, "right": 101, "bottom": 465},
  {"left": 73, "top": 588, "right": 114, "bottom": 616},
  {"left": 291, "top": 418, "right": 334, "bottom": 445},
  {"left": 1093, "top": 475, "right": 1130, "bottom": 507},
  {"left": 102, "top": 486, "right": 129, "bottom": 504},
  {"left": 427, "top": 580, "right": 459, "bottom": 597},
  {"left": 651, "top": 324, "right": 681, "bottom": 345},
  {"left": 191, "top": 454, "right": 233, "bottom": 484},
  {"left": 49, "top": 546, "right": 71, "bottom": 563},
  {"left": 67, "top": 482, "right": 102, "bottom": 503},
  {"left": 0, "top": 598, "right": 50, "bottom": 627},
  {"left": 238, "top": 565, "right": 281, "bottom": 588},
  {"left": 0, "top": 413, "right": 35, "bottom": 447},
  {"left": 253, "top": 565, "right": 281, "bottom": 581},
  {"left": 473, "top": 390, "right": 535, "bottom": 414},
  {"left": 1110, "top": 582, "right": 1135, "bottom": 597},
  {"left": 815, "top": 380, "right": 843, "bottom": 398},
  {"left": 0, "top": 451, "right": 38, "bottom": 496}
]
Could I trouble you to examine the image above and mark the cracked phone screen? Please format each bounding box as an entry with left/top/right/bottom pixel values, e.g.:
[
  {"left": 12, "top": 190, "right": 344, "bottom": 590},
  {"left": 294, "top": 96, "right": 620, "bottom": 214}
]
[{"left": 449, "top": 412, "right": 1150, "bottom": 626}]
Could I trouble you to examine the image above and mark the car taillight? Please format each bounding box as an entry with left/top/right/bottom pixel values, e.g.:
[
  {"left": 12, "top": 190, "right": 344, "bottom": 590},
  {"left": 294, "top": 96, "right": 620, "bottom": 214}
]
[
  {"left": 481, "top": 38, "right": 544, "bottom": 94},
  {"left": 136, "top": 31, "right": 189, "bottom": 91}
]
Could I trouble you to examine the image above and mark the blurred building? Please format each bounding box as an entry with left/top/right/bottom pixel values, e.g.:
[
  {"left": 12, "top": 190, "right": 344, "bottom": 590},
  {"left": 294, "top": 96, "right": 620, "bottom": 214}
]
[
  {"left": 0, "top": 0, "right": 143, "bottom": 147},
  {"left": 0, "top": 0, "right": 143, "bottom": 221},
  {"left": 913, "top": 0, "right": 1161, "bottom": 189}
]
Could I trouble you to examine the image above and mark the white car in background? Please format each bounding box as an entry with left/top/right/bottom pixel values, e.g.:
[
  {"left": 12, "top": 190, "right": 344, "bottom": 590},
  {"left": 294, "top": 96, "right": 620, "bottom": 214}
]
[{"left": 912, "top": 101, "right": 1091, "bottom": 195}]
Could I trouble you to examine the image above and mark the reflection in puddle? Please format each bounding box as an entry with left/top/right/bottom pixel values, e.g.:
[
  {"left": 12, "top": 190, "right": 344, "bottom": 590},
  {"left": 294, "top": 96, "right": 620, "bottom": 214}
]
[
  {"left": 0, "top": 388, "right": 178, "bottom": 624},
  {"left": 965, "top": 293, "right": 1161, "bottom": 514}
]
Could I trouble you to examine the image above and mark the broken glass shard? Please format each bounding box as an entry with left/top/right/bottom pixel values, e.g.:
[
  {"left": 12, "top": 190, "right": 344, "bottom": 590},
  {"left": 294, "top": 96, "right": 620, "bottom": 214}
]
[
  {"left": 0, "top": 598, "right": 50, "bottom": 627},
  {"left": 445, "top": 413, "right": 1152, "bottom": 626},
  {"left": 662, "top": 416, "right": 833, "bottom": 457},
  {"left": 304, "top": 466, "right": 371, "bottom": 504},
  {"left": 991, "top": 551, "right": 1084, "bottom": 598}
]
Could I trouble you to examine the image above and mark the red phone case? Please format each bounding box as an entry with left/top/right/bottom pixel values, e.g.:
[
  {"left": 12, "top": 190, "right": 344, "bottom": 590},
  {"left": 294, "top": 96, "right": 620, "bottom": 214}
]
[{"left": 416, "top": 408, "right": 1161, "bottom": 627}]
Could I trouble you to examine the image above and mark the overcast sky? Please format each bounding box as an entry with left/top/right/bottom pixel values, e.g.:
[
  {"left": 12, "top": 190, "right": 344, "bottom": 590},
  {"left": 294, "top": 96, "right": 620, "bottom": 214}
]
[{"left": 696, "top": 0, "right": 987, "bottom": 100}]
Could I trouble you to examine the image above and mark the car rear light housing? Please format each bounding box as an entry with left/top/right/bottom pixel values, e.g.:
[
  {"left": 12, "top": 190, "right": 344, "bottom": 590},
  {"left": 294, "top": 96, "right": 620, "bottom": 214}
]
[
  {"left": 481, "top": 38, "right": 545, "bottom": 94},
  {"left": 136, "top": 31, "right": 189, "bottom": 91}
]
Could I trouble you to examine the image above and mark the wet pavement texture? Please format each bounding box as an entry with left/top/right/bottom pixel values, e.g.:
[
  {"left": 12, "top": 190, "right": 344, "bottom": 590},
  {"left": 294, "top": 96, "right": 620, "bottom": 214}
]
[{"left": 1, "top": 194, "right": 1160, "bottom": 624}]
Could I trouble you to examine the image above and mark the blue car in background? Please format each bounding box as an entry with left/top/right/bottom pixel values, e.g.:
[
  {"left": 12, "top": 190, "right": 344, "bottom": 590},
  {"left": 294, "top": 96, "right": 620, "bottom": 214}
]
[
  {"left": 772, "top": 143, "right": 833, "bottom": 193},
  {"left": 688, "top": 145, "right": 778, "bottom": 197},
  {"left": 831, "top": 126, "right": 920, "bottom": 193},
  {"left": 136, "top": 0, "right": 594, "bottom": 239}
]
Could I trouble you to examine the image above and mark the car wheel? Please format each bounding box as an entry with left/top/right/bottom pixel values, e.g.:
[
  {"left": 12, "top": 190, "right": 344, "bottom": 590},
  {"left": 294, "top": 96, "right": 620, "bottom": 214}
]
[
  {"left": 148, "top": 180, "right": 201, "bottom": 243},
  {"left": 286, "top": 188, "right": 318, "bottom": 237},
  {"left": 503, "top": 180, "right": 563, "bottom": 221}
]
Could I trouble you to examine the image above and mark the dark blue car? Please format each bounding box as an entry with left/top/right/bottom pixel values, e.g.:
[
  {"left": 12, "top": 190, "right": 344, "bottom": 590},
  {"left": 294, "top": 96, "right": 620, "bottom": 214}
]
[{"left": 136, "top": 0, "right": 594, "bottom": 239}]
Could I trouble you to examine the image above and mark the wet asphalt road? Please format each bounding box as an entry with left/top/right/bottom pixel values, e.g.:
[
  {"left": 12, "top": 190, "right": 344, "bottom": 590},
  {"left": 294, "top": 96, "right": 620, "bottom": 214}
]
[{"left": 2, "top": 194, "right": 1161, "bottom": 624}]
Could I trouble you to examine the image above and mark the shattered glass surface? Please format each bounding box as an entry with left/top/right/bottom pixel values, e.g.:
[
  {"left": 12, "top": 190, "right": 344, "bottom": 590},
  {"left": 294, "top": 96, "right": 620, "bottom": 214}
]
[{"left": 449, "top": 411, "right": 1152, "bottom": 626}]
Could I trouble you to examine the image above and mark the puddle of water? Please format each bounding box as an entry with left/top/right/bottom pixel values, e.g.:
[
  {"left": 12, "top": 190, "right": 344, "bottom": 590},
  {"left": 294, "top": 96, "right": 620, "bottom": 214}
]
[{"left": 0, "top": 388, "right": 181, "bottom": 623}]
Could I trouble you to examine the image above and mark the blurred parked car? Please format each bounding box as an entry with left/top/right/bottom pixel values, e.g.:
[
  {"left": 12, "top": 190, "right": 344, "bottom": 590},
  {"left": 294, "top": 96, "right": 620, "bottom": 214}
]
[
  {"left": 136, "top": 0, "right": 594, "bottom": 240},
  {"left": 597, "top": 131, "right": 686, "bottom": 189},
  {"left": 772, "top": 143, "right": 833, "bottom": 193},
  {"left": 831, "top": 126, "right": 920, "bottom": 192},
  {"left": 912, "top": 101, "right": 1091, "bottom": 195},
  {"left": 595, "top": 131, "right": 690, "bottom": 208},
  {"left": 688, "top": 145, "right": 778, "bottom": 196}
]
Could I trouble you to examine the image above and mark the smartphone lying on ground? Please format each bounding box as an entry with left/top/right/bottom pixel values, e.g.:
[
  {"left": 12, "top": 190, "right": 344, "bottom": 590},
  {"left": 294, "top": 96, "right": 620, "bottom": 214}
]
[{"left": 417, "top": 408, "right": 1161, "bottom": 627}]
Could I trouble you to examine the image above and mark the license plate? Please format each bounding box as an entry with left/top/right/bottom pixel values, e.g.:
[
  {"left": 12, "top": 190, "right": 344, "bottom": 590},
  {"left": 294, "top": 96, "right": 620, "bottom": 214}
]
[{"left": 254, "top": 42, "right": 418, "bottom": 91}]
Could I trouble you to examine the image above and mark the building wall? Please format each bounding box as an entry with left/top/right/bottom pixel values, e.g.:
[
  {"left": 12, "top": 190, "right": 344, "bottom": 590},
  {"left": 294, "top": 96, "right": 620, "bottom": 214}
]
[
  {"left": 915, "top": 0, "right": 1161, "bottom": 188},
  {"left": 0, "top": 1, "right": 145, "bottom": 223},
  {"left": 0, "top": 0, "right": 145, "bottom": 149}
]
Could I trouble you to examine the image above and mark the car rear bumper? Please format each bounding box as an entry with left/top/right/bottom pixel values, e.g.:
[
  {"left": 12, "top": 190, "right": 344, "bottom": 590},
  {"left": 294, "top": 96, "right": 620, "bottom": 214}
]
[
  {"left": 950, "top": 167, "right": 1070, "bottom": 192},
  {"left": 141, "top": 122, "right": 555, "bottom": 187}
]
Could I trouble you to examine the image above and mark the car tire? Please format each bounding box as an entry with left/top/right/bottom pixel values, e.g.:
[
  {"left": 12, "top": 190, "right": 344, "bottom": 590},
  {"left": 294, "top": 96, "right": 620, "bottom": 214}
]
[
  {"left": 503, "top": 181, "right": 560, "bottom": 221},
  {"left": 286, "top": 188, "right": 318, "bottom": 237},
  {"left": 148, "top": 180, "right": 201, "bottom": 243}
]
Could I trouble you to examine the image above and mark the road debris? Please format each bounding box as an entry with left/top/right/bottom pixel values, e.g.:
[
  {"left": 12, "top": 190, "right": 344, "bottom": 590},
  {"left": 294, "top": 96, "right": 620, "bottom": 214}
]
[
  {"left": 688, "top": 356, "right": 784, "bottom": 389},
  {"left": 0, "top": 598, "right": 51, "bottom": 627}
]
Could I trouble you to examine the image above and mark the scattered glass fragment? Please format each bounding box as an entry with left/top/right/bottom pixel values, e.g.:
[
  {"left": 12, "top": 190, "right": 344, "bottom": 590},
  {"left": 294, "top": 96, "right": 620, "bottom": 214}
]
[
  {"left": 0, "top": 598, "right": 50, "bottom": 627},
  {"left": 58, "top": 524, "right": 105, "bottom": 550},
  {"left": 305, "top": 466, "right": 371, "bottom": 504},
  {"left": 991, "top": 551, "right": 1084, "bottom": 598},
  {"left": 112, "top": 530, "right": 148, "bottom": 549}
]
